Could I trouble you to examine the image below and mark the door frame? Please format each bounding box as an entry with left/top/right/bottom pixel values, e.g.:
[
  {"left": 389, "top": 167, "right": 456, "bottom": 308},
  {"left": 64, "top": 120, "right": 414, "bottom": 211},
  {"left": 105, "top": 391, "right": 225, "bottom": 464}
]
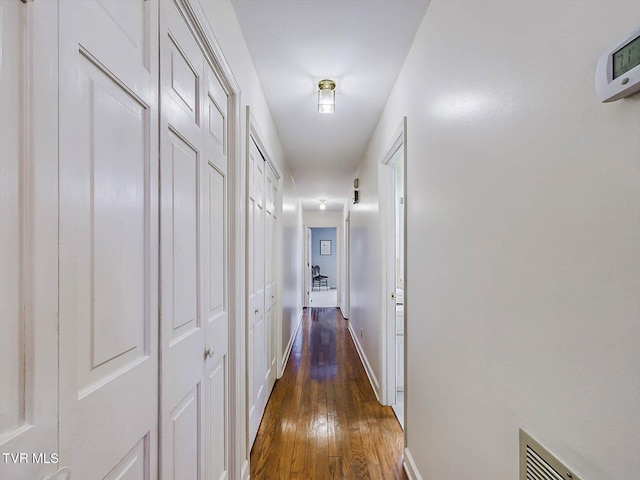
[
  {"left": 342, "top": 211, "right": 350, "bottom": 319},
  {"left": 304, "top": 227, "right": 312, "bottom": 307},
  {"left": 304, "top": 213, "right": 343, "bottom": 308},
  {"left": 175, "top": 1, "right": 245, "bottom": 477},
  {"left": 379, "top": 117, "right": 407, "bottom": 411}
]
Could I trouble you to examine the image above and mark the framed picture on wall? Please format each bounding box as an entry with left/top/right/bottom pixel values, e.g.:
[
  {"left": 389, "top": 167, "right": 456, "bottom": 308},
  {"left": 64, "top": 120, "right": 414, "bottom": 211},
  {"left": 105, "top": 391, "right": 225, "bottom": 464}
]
[{"left": 320, "top": 240, "right": 332, "bottom": 255}]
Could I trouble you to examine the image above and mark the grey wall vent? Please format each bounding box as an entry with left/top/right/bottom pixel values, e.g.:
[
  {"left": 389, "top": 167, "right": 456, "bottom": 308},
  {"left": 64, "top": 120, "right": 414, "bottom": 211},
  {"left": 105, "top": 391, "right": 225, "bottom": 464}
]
[{"left": 520, "top": 428, "right": 584, "bottom": 480}]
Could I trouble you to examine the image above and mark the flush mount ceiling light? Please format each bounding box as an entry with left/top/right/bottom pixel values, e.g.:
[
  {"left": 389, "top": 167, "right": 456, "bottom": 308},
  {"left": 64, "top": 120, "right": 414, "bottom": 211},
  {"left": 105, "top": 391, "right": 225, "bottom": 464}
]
[
  {"left": 319, "top": 199, "right": 326, "bottom": 210},
  {"left": 318, "top": 79, "right": 336, "bottom": 114}
]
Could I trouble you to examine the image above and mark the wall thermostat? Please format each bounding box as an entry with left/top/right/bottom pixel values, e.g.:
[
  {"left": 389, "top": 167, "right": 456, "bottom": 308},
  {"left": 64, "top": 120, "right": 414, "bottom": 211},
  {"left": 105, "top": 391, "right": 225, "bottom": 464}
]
[{"left": 596, "top": 25, "right": 640, "bottom": 102}]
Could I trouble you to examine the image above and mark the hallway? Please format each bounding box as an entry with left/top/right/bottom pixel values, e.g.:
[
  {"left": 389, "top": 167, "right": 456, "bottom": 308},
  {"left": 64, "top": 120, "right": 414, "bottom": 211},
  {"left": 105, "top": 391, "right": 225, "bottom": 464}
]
[
  {"left": 2, "top": 1, "right": 639, "bottom": 479},
  {"left": 251, "top": 308, "right": 406, "bottom": 479}
]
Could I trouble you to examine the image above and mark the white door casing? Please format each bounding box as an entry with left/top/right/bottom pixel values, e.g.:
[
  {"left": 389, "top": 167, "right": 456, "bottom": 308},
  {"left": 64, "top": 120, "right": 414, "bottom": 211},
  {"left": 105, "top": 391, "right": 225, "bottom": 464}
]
[
  {"left": 160, "top": 1, "right": 232, "bottom": 479},
  {"left": 343, "top": 212, "right": 350, "bottom": 319},
  {"left": 0, "top": 2, "right": 58, "bottom": 479},
  {"left": 304, "top": 227, "right": 312, "bottom": 307},
  {"left": 58, "top": 1, "right": 160, "bottom": 478}
]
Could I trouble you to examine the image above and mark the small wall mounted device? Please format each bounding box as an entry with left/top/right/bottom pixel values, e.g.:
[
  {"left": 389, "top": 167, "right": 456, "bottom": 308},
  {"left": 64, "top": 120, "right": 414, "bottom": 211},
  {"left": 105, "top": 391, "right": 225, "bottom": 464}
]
[{"left": 596, "top": 25, "right": 640, "bottom": 102}]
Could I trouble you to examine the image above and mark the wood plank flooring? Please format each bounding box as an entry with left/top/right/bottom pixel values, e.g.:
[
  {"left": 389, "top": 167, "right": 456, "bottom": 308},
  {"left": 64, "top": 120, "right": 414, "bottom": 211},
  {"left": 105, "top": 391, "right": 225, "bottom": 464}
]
[{"left": 250, "top": 308, "right": 407, "bottom": 479}]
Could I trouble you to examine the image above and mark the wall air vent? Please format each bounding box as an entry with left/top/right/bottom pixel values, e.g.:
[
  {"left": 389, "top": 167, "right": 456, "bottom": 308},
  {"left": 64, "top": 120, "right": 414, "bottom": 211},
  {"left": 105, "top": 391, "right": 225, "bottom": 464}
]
[{"left": 520, "top": 428, "right": 584, "bottom": 480}]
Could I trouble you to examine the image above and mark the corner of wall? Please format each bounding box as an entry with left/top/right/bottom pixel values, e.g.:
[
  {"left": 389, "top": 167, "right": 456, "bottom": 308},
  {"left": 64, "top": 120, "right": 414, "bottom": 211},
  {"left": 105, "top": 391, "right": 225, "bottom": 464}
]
[{"left": 403, "top": 447, "right": 424, "bottom": 480}]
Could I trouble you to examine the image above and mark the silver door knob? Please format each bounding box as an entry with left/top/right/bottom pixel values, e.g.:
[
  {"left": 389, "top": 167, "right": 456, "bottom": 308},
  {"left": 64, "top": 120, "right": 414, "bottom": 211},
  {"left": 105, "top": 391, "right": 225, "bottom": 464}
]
[
  {"left": 205, "top": 346, "right": 214, "bottom": 359},
  {"left": 391, "top": 293, "right": 396, "bottom": 299},
  {"left": 255, "top": 308, "right": 259, "bottom": 314}
]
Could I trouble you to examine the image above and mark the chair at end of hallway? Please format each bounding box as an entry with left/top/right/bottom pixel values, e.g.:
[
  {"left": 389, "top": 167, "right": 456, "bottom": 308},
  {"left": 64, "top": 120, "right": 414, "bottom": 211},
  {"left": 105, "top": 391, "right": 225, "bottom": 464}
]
[{"left": 312, "top": 265, "right": 329, "bottom": 291}]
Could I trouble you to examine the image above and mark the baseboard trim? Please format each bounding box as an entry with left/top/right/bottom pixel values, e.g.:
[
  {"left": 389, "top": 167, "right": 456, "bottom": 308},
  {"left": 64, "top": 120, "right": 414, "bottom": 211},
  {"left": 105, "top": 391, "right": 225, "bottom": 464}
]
[
  {"left": 403, "top": 447, "right": 423, "bottom": 480},
  {"left": 339, "top": 305, "right": 349, "bottom": 319},
  {"left": 279, "top": 309, "right": 303, "bottom": 378},
  {"left": 347, "top": 322, "right": 380, "bottom": 400},
  {"left": 241, "top": 458, "right": 250, "bottom": 480}
]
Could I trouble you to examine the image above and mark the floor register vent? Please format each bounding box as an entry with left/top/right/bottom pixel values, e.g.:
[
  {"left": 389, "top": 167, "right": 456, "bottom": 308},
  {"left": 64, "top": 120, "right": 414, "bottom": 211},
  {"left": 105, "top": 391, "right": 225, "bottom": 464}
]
[{"left": 520, "top": 428, "right": 584, "bottom": 480}]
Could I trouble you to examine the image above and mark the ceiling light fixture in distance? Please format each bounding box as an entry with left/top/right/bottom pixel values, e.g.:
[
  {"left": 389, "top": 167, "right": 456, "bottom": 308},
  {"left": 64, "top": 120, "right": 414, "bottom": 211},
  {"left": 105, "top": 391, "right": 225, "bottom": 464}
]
[
  {"left": 319, "top": 199, "right": 326, "bottom": 210},
  {"left": 318, "top": 79, "right": 336, "bottom": 114}
]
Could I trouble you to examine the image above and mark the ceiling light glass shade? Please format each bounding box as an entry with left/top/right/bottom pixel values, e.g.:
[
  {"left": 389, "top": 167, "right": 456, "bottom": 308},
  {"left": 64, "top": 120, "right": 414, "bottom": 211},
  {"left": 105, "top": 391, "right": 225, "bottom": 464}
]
[
  {"left": 320, "top": 199, "right": 326, "bottom": 210},
  {"left": 318, "top": 79, "right": 336, "bottom": 114}
]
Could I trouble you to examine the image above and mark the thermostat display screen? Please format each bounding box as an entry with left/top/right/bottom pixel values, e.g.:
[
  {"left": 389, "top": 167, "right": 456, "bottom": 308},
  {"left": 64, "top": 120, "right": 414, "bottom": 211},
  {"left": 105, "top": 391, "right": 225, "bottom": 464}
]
[{"left": 613, "top": 35, "right": 640, "bottom": 79}]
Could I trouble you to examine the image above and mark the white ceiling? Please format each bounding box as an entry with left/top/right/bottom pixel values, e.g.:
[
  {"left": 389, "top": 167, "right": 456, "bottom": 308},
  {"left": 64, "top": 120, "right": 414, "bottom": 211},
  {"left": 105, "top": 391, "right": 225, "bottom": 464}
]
[{"left": 232, "top": 0, "right": 429, "bottom": 211}]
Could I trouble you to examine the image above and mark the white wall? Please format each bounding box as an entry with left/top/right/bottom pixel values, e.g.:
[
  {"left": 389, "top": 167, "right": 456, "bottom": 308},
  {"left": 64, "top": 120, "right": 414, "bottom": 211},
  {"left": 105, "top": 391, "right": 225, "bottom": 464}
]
[
  {"left": 345, "top": 147, "right": 383, "bottom": 396},
  {"left": 280, "top": 175, "right": 304, "bottom": 373},
  {"left": 356, "top": 1, "right": 640, "bottom": 479}
]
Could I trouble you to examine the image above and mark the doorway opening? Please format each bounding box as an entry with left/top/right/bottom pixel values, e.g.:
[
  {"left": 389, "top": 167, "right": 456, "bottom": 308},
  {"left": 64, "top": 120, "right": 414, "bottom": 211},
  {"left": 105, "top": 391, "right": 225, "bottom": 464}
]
[
  {"left": 380, "top": 118, "right": 407, "bottom": 429},
  {"left": 391, "top": 148, "right": 405, "bottom": 426},
  {"left": 309, "top": 227, "right": 337, "bottom": 307}
]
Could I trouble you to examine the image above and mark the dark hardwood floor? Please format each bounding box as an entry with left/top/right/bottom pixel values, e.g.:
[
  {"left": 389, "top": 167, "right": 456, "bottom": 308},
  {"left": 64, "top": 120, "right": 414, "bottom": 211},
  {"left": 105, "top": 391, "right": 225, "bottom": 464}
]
[{"left": 250, "top": 307, "right": 407, "bottom": 479}]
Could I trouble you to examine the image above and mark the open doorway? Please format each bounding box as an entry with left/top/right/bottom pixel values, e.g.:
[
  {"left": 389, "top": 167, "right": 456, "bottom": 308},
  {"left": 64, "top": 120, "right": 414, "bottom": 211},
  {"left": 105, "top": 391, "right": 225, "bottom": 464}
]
[
  {"left": 381, "top": 119, "right": 407, "bottom": 429},
  {"left": 309, "top": 227, "right": 338, "bottom": 307},
  {"left": 391, "top": 148, "right": 405, "bottom": 426}
]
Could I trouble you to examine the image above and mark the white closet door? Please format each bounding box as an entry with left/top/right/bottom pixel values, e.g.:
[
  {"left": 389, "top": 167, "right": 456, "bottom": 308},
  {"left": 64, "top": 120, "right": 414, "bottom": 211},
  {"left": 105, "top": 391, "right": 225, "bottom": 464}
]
[
  {"left": 247, "top": 139, "right": 266, "bottom": 446},
  {"left": 264, "top": 164, "right": 278, "bottom": 389},
  {"left": 247, "top": 140, "right": 280, "bottom": 448},
  {"left": 160, "top": 3, "right": 231, "bottom": 479},
  {"left": 58, "top": 1, "right": 159, "bottom": 478},
  {"left": 0, "top": 2, "right": 58, "bottom": 479},
  {"left": 160, "top": 2, "right": 205, "bottom": 478},
  {"left": 203, "top": 57, "right": 231, "bottom": 480}
]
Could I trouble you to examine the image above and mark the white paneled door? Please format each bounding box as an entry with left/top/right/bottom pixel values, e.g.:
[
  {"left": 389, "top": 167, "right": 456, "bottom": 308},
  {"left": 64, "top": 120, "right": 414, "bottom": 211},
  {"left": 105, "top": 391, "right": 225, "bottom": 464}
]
[
  {"left": 160, "top": 2, "right": 230, "bottom": 479},
  {"left": 248, "top": 138, "right": 266, "bottom": 445},
  {"left": 264, "top": 163, "right": 279, "bottom": 389},
  {"left": 2, "top": 1, "right": 236, "bottom": 479},
  {"left": 0, "top": 2, "right": 58, "bottom": 479},
  {"left": 58, "top": 1, "right": 159, "bottom": 479},
  {"left": 247, "top": 137, "right": 279, "bottom": 447},
  {"left": 203, "top": 48, "right": 231, "bottom": 480}
]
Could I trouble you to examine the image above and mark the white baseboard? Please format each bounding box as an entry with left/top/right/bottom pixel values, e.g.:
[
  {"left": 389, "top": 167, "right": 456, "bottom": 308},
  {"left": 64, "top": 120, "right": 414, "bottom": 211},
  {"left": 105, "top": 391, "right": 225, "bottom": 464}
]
[
  {"left": 403, "top": 447, "right": 423, "bottom": 480},
  {"left": 347, "top": 323, "right": 380, "bottom": 400},
  {"left": 279, "top": 309, "right": 303, "bottom": 378},
  {"left": 241, "top": 458, "right": 250, "bottom": 480},
  {"left": 339, "top": 304, "right": 349, "bottom": 319}
]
